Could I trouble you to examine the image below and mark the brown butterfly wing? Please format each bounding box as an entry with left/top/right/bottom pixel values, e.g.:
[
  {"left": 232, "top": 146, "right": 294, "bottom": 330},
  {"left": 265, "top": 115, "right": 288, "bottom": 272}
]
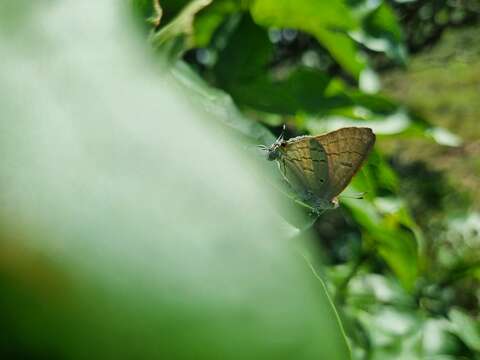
[
  {"left": 314, "top": 127, "right": 375, "bottom": 200},
  {"left": 280, "top": 136, "right": 329, "bottom": 198}
]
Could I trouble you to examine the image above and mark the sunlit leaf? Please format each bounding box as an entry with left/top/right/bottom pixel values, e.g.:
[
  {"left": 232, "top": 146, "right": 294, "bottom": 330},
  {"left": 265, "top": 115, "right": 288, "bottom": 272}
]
[
  {"left": 449, "top": 308, "right": 480, "bottom": 352},
  {"left": 150, "top": 0, "right": 212, "bottom": 51}
]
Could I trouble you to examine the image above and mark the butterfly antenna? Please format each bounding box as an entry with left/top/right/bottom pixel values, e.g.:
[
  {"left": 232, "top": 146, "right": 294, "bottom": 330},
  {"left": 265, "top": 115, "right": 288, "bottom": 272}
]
[{"left": 278, "top": 124, "right": 286, "bottom": 142}]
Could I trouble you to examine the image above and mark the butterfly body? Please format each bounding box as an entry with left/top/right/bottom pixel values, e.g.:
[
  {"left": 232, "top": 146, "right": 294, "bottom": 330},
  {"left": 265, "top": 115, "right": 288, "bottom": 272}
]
[{"left": 264, "top": 127, "right": 375, "bottom": 211}]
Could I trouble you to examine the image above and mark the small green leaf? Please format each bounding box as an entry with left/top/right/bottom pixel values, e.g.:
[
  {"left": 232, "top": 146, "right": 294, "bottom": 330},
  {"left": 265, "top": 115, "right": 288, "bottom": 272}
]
[
  {"left": 449, "top": 308, "right": 480, "bottom": 352},
  {"left": 351, "top": 2, "right": 407, "bottom": 63},
  {"left": 150, "top": 0, "right": 213, "bottom": 51},
  {"left": 343, "top": 197, "right": 418, "bottom": 290}
]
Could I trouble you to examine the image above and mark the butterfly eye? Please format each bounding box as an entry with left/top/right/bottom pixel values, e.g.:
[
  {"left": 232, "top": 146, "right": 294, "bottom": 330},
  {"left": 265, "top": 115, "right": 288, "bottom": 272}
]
[{"left": 266, "top": 147, "right": 280, "bottom": 161}]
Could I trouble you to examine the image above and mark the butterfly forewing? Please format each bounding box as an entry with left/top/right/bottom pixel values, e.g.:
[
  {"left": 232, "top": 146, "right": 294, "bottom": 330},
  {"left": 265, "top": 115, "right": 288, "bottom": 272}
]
[
  {"left": 283, "top": 139, "right": 329, "bottom": 190},
  {"left": 280, "top": 136, "right": 330, "bottom": 205}
]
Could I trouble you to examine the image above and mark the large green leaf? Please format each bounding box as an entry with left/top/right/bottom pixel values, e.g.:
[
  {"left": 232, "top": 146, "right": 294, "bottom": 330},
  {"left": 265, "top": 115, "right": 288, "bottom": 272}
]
[
  {"left": 0, "top": 1, "right": 350, "bottom": 359},
  {"left": 214, "top": 13, "right": 273, "bottom": 86}
]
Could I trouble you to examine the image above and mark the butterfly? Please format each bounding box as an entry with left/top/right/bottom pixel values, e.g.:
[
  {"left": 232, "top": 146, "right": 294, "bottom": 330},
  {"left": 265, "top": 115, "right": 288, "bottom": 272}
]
[{"left": 259, "top": 126, "right": 375, "bottom": 212}]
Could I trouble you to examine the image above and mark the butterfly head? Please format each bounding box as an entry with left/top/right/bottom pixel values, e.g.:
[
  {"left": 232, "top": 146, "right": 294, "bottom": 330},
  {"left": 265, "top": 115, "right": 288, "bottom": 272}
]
[{"left": 258, "top": 125, "right": 286, "bottom": 161}]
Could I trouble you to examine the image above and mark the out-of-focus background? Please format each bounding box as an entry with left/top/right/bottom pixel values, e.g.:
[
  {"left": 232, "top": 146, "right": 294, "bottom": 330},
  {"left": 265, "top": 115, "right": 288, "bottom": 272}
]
[{"left": 1, "top": 0, "right": 480, "bottom": 359}]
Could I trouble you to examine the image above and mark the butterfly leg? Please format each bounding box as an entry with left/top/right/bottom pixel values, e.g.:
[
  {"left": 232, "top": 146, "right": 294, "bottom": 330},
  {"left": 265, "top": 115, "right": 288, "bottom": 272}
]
[
  {"left": 279, "top": 161, "right": 309, "bottom": 202},
  {"left": 277, "top": 159, "right": 291, "bottom": 187},
  {"left": 277, "top": 159, "right": 324, "bottom": 215},
  {"left": 331, "top": 197, "right": 339, "bottom": 208}
]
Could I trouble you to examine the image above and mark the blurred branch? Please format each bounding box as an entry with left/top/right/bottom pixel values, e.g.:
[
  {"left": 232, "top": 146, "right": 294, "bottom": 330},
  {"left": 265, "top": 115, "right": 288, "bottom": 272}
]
[{"left": 151, "top": 0, "right": 162, "bottom": 29}]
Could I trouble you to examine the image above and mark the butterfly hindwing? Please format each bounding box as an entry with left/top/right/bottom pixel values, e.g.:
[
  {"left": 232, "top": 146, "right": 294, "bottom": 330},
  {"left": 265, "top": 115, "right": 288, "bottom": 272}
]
[{"left": 314, "top": 127, "right": 375, "bottom": 200}]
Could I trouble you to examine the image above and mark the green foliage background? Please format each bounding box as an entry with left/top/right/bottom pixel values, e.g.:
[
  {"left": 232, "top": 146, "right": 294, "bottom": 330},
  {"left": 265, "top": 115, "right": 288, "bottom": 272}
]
[
  {"left": 144, "top": 0, "right": 480, "bottom": 358},
  {"left": 1, "top": 0, "right": 480, "bottom": 359}
]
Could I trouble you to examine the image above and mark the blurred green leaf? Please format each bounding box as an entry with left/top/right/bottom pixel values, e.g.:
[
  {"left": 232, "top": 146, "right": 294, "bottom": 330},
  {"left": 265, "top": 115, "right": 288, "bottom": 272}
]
[
  {"left": 171, "top": 59, "right": 276, "bottom": 144},
  {"left": 359, "top": 67, "right": 381, "bottom": 93},
  {"left": 152, "top": 0, "right": 193, "bottom": 23},
  {"left": 449, "top": 308, "right": 480, "bottom": 352},
  {"left": 351, "top": 1, "right": 407, "bottom": 62},
  {"left": 249, "top": 0, "right": 366, "bottom": 78},
  {"left": 230, "top": 69, "right": 353, "bottom": 115},
  {"left": 193, "top": 0, "right": 242, "bottom": 47},
  {"left": 130, "top": 0, "right": 157, "bottom": 29},
  {"left": 354, "top": 306, "right": 467, "bottom": 359},
  {"left": 343, "top": 196, "right": 418, "bottom": 290},
  {"left": 305, "top": 103, "right": 461, "bottom": 146},
  {"left": 213, "top": 15, "right": 352, "bottom": 115},
  {"left": 427, "top": 127, "right": 463, "bottom": 147},
  {"left": 347, "top": 273, "right": 413, "bottom": 306},
  {"left": 340, "top": 152, "right": 401, "bottom": 220},
  {"left": 364, "top": 150, "right": 400, "bottom": 193},
  {"left": 423, "top": 319, "right": 465, "bottom": 357},
  {"left": 344, "top": 273, "right": 467, "bottom": 358},
  {"left": 214, "top": 13, "right": 273, "bottom": 86},
  {"left": 356, "top": 306, "right": 423, "bottom": 359}
]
